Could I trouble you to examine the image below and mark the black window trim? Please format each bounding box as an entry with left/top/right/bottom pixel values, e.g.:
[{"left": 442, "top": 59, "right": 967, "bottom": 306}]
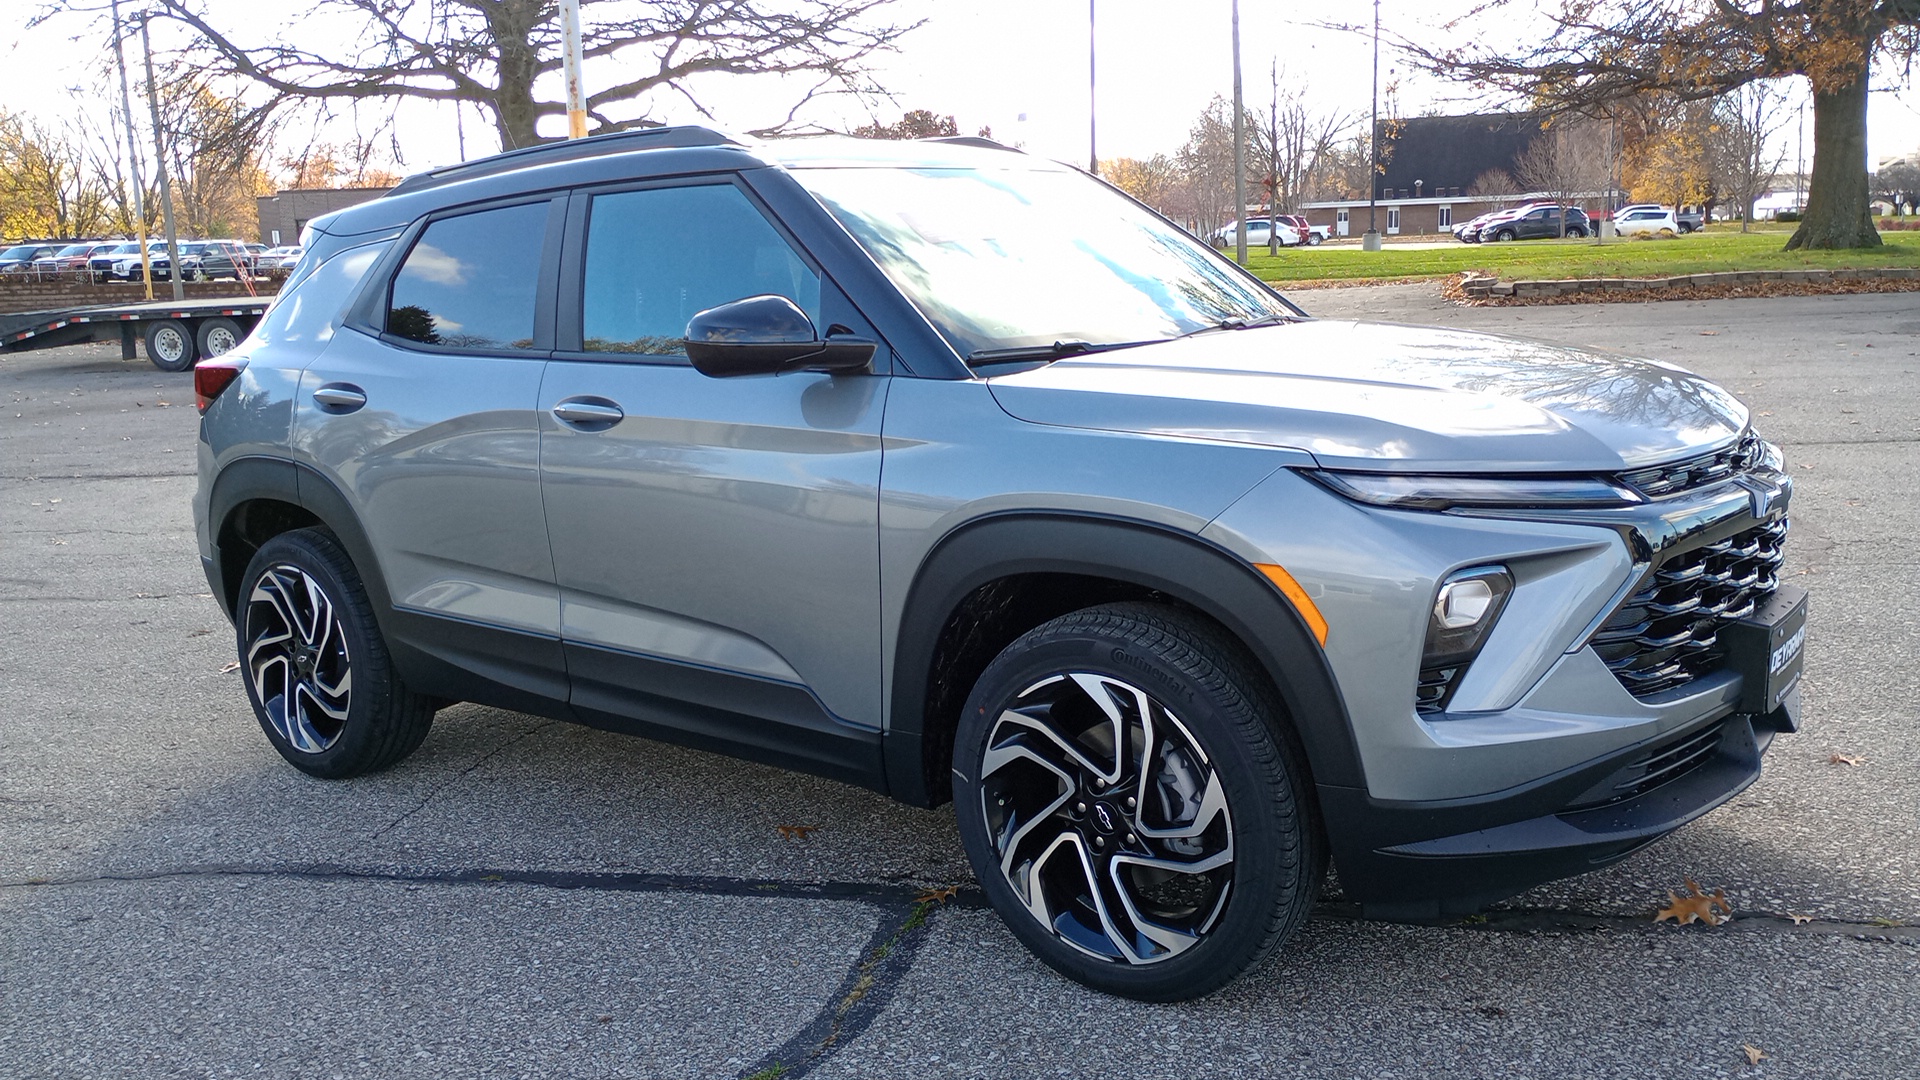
[
  {"left": 550, "top": 172, "right": 834, "bottom": 367},
  {"left": 345, "top": 191, "right": 567, "bottom": 360}
]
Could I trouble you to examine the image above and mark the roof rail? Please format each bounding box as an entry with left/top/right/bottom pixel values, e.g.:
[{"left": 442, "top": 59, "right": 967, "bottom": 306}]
[
  {"left": 922, "top": 136, "right": 1024, "bottom": 154},
  {"left": 384, "top": 126, "right": 746, "bottom": 198}
]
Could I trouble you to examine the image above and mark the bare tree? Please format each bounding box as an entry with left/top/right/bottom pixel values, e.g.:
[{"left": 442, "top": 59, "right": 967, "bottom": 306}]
[
  {"left": 136, "top": 0, "right": 923, "bottom": 153},
  {"left": 1873, "top": 160, "right": 1920, "bottom": 215},
  {"left": 1711, "top": 84, "right": 1790, "bottom": 231},
  {"left": 1512, "top": 119, "right": 1609, "bottom": 236},
  {"left": 1468, "top": 168, "right": 1519, "bottom": 197}
]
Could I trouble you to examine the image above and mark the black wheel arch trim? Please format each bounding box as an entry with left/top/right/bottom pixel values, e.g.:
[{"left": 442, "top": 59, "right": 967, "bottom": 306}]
[{"left": 884, "top": 511, "right": 1362, "bottom": 807}]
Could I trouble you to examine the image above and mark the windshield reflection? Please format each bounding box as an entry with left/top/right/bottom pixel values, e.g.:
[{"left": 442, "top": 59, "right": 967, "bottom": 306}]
[{"left": 795, "top": 166, "right": 1293, "bottom": 358}]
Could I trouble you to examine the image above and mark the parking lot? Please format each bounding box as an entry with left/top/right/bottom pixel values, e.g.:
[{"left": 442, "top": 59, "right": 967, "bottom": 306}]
[{"left": 3, "top": 288, "right": 1917, "bottom": 1079}]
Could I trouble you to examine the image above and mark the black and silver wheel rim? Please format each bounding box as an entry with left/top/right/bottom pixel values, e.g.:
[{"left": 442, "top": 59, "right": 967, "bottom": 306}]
[
  {"left": 244, "top": 564, "right": 352, "bottom": 754},
  {"left": 979, "top": 673, "right": 1234, "bottom": 965},
  {"left": 150, "top": 325, "right": 188, "bottom": 366},
  {"left": 202, "top": 324, "right": 238, "bottom": 355}
]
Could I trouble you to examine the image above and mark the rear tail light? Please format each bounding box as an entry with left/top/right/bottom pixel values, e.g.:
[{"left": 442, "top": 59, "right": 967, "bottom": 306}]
[{"left": 195, "top": 358, "right": 247, "bottom": 413}]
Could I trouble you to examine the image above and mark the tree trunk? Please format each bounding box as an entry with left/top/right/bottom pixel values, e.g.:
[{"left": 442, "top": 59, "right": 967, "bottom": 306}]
[
  {"left": 1786, "top": 68, "right": 1881, "bottom": 250},
  {"left": 487, "top": 0, "right": 548, "bottom": 151}
]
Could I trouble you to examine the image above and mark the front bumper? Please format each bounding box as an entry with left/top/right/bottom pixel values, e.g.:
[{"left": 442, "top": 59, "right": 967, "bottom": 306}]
[{"left": 1321, "top": 692, "right": 1796, "bottom": 918}]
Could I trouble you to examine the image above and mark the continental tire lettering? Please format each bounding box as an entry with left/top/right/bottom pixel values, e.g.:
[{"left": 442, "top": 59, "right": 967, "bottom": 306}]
[{"left": 1108, "top": 647, "right": 1195, "bottom": 704}]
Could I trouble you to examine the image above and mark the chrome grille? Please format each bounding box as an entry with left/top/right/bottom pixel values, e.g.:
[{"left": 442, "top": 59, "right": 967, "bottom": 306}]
[
  {"left": 1590, "top": 517, "right": 1788, "bottom": 697},
  {"left": 1620, "top": 433, "right": 1763, "bottom": 498}
]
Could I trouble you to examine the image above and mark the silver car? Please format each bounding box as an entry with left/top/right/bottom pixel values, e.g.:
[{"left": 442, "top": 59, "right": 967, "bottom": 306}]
[{"left": 193, "top": 129, "right": 1804, "bottom": 1001}]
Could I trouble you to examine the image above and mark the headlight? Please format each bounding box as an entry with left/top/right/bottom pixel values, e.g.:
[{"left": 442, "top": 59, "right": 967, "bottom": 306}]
[{"left": 1307, "top": 470, "right": 1642, "bottom": 511}]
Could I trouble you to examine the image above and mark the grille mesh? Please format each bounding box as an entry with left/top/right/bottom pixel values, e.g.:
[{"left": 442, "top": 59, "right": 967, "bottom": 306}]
[
  {"left": 1620, "top": 433, "right": 1763, "bottom": 498},
  {"left": 1590, "top": 517, "right": 1788, "bottom": 697}
]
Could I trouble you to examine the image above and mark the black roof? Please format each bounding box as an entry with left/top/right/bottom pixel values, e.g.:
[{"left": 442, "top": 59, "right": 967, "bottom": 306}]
[{"left": 1376, "top": 112, "right": 1545, "bottom": 194}]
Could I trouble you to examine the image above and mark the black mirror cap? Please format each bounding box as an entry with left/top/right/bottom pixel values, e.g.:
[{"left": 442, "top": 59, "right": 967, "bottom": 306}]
[{"left": 683, "top": 294, "right": 876, "bottom": 378}]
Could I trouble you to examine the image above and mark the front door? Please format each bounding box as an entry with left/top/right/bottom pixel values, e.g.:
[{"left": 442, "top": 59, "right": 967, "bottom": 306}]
[{"left": 537, "top": 180, "right": 889, "bottom": 780}]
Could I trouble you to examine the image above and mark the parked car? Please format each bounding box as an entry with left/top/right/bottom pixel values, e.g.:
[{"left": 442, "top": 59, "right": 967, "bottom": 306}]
[
  {"left": 1210, "top": 219, "right": 1303, "bottom": 248},
  {"left": 115, "top": 241, "right": 197, "bottom": 282},
  {"left": 1274, "top": 214, "right": 1327, "bottom": 245},
  {"left": 33, "top": 241, "right": 117, "bottom": 275},
  {"left": 195, "top": 128, "right": 1803, "bottom": 1002},
  {"left": 1616, "top": 207, "right": 1681, "bottom": 237},
  {"left": 256, "top": 245, "right": 303, "bottom": 269},
  {"left": 181, "top": 240, "right": 258, "bottom": 280},
  {"left": 1675, "top": 209, "right": 1705, "bottom": 233},
  {"left": 0, "top": 243, "right": 60, "bottom": 273},
  {"left": 1481, "top": 204, "right": 1592, "bottom": 241}
]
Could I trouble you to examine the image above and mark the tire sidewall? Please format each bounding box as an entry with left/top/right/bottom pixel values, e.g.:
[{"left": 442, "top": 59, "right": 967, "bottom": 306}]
[
  {"left": 952, "top": 613, "right": 1302, "bottom": 1000},
  {"left": 235, "top": 530, "right": 392, "bottom": 778}
]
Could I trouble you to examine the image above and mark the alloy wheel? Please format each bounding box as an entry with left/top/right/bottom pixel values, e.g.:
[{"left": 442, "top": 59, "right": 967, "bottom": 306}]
[
  {"left": 978, "top": 672, "right": 1235, "bottom": 965},
  {"left": 244, "top": 563, "right": 353, "bottom": 754}
]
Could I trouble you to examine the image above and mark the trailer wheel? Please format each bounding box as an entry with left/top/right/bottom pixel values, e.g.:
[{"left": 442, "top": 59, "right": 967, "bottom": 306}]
[
  {"left": 145, "top": 319, "right": 197, "bottom": 372},
  {"left": 196, "top": 318, "right": 244, "bottom": 359}
]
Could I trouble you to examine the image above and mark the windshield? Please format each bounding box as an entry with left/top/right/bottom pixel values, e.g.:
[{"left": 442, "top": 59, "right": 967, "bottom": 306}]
[
  {"left": 0, "top": 245, "right": 40, "bottom": 261},
  {"left": 54, "top": 244, "right": 92, "bottom": 257},
  {"left": 794, "top": 165, "right": 1294, "bottom": 358}
]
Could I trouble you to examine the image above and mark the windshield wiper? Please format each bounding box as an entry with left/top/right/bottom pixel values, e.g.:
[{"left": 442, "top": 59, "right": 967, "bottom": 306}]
[
  {"left": 1176, "top": 312, "right": 1299, "bottom": 339},
  {"left": 967, "top": 339, "right": 1137, "bottom": 365}
]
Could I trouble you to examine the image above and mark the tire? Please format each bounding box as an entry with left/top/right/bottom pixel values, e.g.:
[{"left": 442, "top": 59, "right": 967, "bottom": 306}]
[
  {"left": 1308, "top": 234, "right": 1323, "bottom": 245},
  {"left": 952, "top": 602, "right": 1323, "bottom": 1001},
  {"left": 1494, "top": 228, "right": 1516, "bottom": 242},
  {"left": 196, "top": 317, "right": 244, "bottom": 358},
  {"left": 144, "top": 319, "right": 197, "bottom": 372},
  {"left": 1567, "top": 226, "right": 1587, "bottom": 238},
  {"left": 1658, "top": 227, "right": 1676, "bottom": 238},
  {"left": 236, "top": 528, "right": 435, "bottom": 778}
]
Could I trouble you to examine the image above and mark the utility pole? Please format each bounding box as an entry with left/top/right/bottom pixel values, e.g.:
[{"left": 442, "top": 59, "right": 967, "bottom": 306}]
[
  {"left": 110, "top": 0, "right": 153, "bottom": 300},
  {"left": 1796, "top": 98, "right": 1805, "bottom": 212},
  {"left": 140, "top": 16, "right": 184, "bottom": 301},
  {"left": 1362, "top": 0, "right": 1382, "bottom": 251},
  {"left": 559, "top": 0, "right": 589, "bottom": 139},
  {"left": 1088, "top": 0, "right": 1097, "bottom": 175},
  {"left": 1231, "top": 0, "right": 1246, "bottom": 266},
  {"left": 1269, "top": 60, "right": 1281, "bottom": 256}
]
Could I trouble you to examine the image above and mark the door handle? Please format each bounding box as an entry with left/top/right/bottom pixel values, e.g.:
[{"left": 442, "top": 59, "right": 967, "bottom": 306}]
[
  {"left": 312, "top": 384, "right": 367, "bottom": 412},
  {"left": 551, "top": 398, "right": 625, "bottom": 428}
]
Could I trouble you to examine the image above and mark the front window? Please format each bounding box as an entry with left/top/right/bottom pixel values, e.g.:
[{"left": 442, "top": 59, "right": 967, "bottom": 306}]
[{"left": 795, "top": 166, "right": 1293, "bottom": 359}]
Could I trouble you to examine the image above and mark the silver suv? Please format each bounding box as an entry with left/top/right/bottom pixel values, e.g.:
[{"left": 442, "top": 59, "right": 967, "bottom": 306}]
[{"left": 193, "top": 129, "right": 1804, "bottom": 1001}]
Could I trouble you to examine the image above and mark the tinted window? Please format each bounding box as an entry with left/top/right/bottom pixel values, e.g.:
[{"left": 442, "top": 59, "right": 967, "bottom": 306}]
[
  {"left": 387, "top": 201, "right": 549, "bottom": 350},
  {"left": 580, "top": 184, "right": 820, "bottom": 355}
]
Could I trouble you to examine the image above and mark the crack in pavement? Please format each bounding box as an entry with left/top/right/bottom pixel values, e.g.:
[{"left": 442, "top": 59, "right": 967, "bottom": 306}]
[{"left": 369, "top": 719, "right": 561, "bottom": 841}]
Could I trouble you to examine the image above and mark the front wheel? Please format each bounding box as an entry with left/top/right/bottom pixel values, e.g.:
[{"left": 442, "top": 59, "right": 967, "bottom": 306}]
[
  {"left": 1494, "top": 228, "right": 1516, "bottom": 242},
  {"left": 953, "top": 603, "right": 1323, "bottom": 1001},
  {"left": 236, "top": 528, "right": 435, "bottom": 778}
]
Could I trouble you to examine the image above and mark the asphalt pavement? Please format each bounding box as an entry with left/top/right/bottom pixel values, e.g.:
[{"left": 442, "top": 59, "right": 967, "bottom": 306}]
[{"left": 3, "top": 288, "right": 1916, "bottom": 1079}]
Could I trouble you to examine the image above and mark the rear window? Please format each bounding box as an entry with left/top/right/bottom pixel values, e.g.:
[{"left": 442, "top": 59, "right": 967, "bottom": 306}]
[{"left": 386, "top": 201, "right": 549, "bottom": 351}]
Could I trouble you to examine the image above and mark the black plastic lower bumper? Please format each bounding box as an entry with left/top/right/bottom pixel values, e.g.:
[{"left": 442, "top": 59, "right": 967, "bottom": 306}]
[{"left": 1318, "top": 697, "right": 1796, "bottom": 920}]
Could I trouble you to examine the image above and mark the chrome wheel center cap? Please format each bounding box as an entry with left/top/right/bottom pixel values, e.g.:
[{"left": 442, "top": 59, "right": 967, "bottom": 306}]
[{"left": 1091, "top": 801, "right": 1119, "bottom": 834}]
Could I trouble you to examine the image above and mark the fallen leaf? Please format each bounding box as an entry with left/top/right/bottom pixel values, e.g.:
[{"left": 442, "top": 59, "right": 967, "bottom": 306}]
[
  {"left": 776, "top": 824, "right": 818, "bottom": 841},
  {"left": 1788, "top": 914, "right": 1814, "bottom": 925},
  {"left": 1829, "top": 753, "right": 1867, "bottom": 766},
  {"left": 595, "top": 1014, "right": 613, "bottom": 1024},
  {"left": 1744, "top": 1044, "right": 1767, "bottom": 1066},
  {"left": 1699, "top": 330, "right": 1719, "bottom": 336},
  {"left": 915, "top": 885, "right": 959, "bottom": 906},
  {"left": 218, "top": 661, "right": 240, "bottom": 673},
  {"left": 1654, "top": 878, "right": 1733, "bottom": 926}
]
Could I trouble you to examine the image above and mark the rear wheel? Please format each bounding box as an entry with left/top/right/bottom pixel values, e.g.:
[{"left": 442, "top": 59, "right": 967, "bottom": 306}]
[
  {"left": 144, "top": 319, "right": 196, "bottom": 372},
  {"left": 953, "top": 602, "right": 1322, "bottom": 1001},
  {"left": 237, "top": 528, "right": 435, "bottom": 778},
  {"left": 1567, "top": 226, "right": 1588, "bottom": 238}
]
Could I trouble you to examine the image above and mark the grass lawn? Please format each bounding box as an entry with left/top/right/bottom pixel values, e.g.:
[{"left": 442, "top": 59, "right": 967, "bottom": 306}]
[{"left": 1243, "top": 227, "right": 1920, "bottom": 285}]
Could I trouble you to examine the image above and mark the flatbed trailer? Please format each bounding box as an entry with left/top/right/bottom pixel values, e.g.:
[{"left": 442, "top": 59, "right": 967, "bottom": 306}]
[{"left": 0, "top": 296, "right": 271, "bottom": 372}]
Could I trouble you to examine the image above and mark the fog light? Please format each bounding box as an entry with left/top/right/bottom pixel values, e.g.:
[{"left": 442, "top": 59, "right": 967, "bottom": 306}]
[
  {"left": 1434, "top": 578, "right": 1496, "bottom": 629},
  {"left": 1423, "top": 566, "right": 1513, "bottom": 669}
]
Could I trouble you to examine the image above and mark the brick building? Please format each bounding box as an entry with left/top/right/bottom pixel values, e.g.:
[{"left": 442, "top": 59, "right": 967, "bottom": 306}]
[{"left": 255, "top": 187, "right": 392, "bottom": 246}]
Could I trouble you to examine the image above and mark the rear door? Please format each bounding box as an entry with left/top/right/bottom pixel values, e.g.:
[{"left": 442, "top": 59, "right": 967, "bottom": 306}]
[
  {"left": 288, "top": 196, "right": 570, "bottom": 709},
  {"left": 536, "top": 176, "right": 890, "bottom": 780}
]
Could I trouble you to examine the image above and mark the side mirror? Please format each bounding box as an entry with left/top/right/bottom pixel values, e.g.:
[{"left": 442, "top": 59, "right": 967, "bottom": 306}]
[{"left": 682, "top": 295, "right": 876, "bottom": 378}]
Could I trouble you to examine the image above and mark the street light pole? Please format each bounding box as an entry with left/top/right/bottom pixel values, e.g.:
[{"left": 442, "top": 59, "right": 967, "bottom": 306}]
[
  {"left": 139, "top": 16, "right": 184, "bottom": 301},
  {"left": 109, "top": 0, "right": 153, "bottom": 300},
  {"left": 559, "top": 0, "right": 589, "bottom": 139},
  {"left": 1363, "top": 0, "right": 1382, "bottom": 251},
  {"left": 1088, "top": 0, "right": 1097, "bottom": 175},
  {"left": 1231, "top": 0, "right": 1246, "bottom": 265}
]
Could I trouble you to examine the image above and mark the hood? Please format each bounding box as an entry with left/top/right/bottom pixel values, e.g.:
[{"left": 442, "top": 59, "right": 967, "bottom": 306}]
[{"left": 985, "top": 319, "right": 1747, "bottom": 472}]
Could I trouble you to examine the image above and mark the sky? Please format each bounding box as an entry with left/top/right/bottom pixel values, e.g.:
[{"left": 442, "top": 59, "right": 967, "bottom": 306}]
[{"left": 3, "top": 0, "right": 1918, "bottom": 182}]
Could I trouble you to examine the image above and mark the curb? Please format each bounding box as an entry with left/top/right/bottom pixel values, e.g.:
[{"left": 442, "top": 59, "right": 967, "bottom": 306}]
[{"left": 1461, "top": 266, "right": 1920, "bottom": 299}]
